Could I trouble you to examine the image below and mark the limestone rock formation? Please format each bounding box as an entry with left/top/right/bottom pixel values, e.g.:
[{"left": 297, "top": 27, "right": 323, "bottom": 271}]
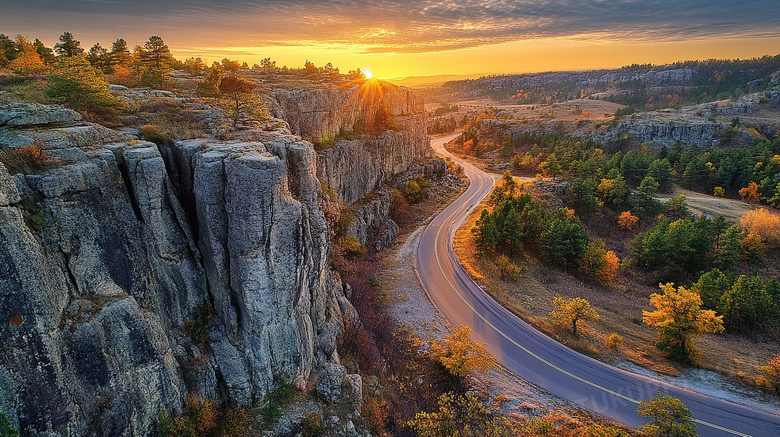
[{"left": 0, "top": 79, "right": 431, "bottom": 435}]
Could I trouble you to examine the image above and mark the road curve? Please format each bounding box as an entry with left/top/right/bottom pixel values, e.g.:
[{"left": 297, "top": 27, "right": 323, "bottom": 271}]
[{"left": 416, "top": 133, "right": 780, "bottom": 437}]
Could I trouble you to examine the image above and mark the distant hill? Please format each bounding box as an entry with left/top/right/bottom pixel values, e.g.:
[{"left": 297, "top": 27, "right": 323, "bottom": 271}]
[
  {"left": 387, "top": 73, "right": 488, "bottom": 88},
  {"left": 430, "top": 55, "right": 780, "bottom": 108}
]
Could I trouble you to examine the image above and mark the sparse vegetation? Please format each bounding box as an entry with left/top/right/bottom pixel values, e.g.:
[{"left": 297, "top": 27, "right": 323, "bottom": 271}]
[
  {"left": 257, "top": 379, "right": 295, "bottom": 428},
  {"left": 0, "top": 144, "right": 60, "bottom": 175},
  {"left": 158, "top": 394, "right": 249, "bottom": 437},
  {"left": 301, "top": 413, "right": 325, "bottom": 437},
  {"left": 0, "top": 413, "right": 19, "bottom": 437},
  {"left": 182, "top": 300, "right": 214, "bottom": 347}
]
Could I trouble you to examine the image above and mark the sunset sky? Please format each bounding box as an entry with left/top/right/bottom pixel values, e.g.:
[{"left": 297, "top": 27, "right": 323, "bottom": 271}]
[{"left": 3, "top": 0, "right": 780, "bottom": 79}]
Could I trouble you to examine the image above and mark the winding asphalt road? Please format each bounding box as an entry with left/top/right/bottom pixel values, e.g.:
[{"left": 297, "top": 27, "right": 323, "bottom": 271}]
[{"left": 416, "top": 133, "right": 780, "bottom": 436}]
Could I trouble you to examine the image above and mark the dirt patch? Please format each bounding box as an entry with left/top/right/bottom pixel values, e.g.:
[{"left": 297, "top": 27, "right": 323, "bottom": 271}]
[{"left": 656, "top": 186, "right": 755, "bottom": 223}]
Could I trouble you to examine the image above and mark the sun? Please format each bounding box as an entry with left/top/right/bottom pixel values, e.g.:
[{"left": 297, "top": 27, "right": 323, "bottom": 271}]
[{"left": 364, "top": 69, "right": 373, "bottom": 79}]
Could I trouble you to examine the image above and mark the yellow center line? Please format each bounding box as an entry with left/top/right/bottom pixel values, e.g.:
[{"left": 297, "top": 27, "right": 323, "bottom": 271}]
[{"left": 420, "top": 147, "right": 752, "bottom": 437}]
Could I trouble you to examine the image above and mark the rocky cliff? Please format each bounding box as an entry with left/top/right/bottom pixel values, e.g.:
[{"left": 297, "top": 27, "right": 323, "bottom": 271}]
[{"left": 0, "top": 77, "right": 434, "bottom": 436}]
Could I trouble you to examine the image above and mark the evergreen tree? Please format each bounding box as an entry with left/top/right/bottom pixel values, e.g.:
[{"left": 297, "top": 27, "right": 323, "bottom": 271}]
[
  {"left": 648, "top": 158, "right": 675, "bottom": 193},
  {"left": 711, "top": 225, "right": 742, "bottom": 271},
  {"left": 110, "top": 38, "right": 132, "bottom": 68},
  {"left": 692, "top": 268, "right": 732, "bottom": 310},
  {"left": 87, "top": 42, "right": 110, "bottom": 73},
  {"left": 140, "top": 36, "right": 173, "bottom": 88},
  {"left": 33, "top": 39, "right": 55, "bottom": 64},
  {"left": 0, "top": 34, "right": 15, "bottom": 67},
  {"left": 636, "top": 175, "right": 661, "bottom": 215},
  {"left": 720, "top": 275, "right": 777, "bottom": 331},
  {"left": 46, "top": 55, "right": 126, "bottom": 122},
  {"left": 567, "top": 179, "right": 597, "bottom": 217},
  {"left": 54, "top": 31, "right": 83, "bottom": 57},
  {"left": 541, "top": 216, "right": 588, "bottom": 271}
]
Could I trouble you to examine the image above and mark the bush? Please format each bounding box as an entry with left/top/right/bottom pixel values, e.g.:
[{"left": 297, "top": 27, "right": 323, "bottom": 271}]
[
  {"left": 741, "top": 208, "right": 780, "bottom": 249},
  {"left": 336, "top": 208, "right": 353, "bottom": 236},
  {"left": 756, "top": 354, "right": 780, "bottom": 394},
  {"left": 161, "top": 395, "right": 218, "bottom": 437},
  {"left": 607, "top": 333, "right": 624, "bottom": 350},
  {"left": 301, "top": 413, "right": 325, "bottom": 437},
  {"left": 400, "top": 179, "right": 426, "bottom": 204},
  {"left": 313, "top": 135, "right": 336, "bottom": 151},
  {"left": 430, "top": 326, "right": 497, "bottom": 378},
  {"left": 338, "top": 236, "right": 365, "bottom": 256},
  {"left": 0, "top": 413, "right": 19, "bottom": 437},
  {"left": 617, "top": 211, "right": 639, "bottom": 230},
  {"left": 139, "top": 124, "right": 173, "bottom": 146},
  {"left": 580, "top": 240, "right": 619, "bottom": 285},
  {"left": 258, "top": 379, "right": 295, "bottom": 428},
  {"left": 408, "top": 392, "right": 512, "bottom": 436},
  {"left": 495, "top": 254, "right": 523, "bottom": 281},
  {"left": 389, "top": 188, "right": 409, "bottom": 222}
]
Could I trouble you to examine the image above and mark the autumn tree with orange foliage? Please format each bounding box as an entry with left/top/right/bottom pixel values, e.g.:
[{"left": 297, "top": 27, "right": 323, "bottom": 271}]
[
  {"left": 643, "top": 283, "right": 724, "bottom": 364},
  {"left": 739, "top": 181, "right": 761, "bottom": 204},
  {"left": 618, "top": 211, "right": 639, "bottom": 230},
  {"left": 740, "top": 208, "right": 780, "bottom": 249},
  {"left": 8, "top": 35, "right": 47, "bottom": 76},
  {"left": 164, "top": 394, "right": 218, "bottom": 437},
  {"left": 580, "top": 240, "right": 620, "bottom": 284},
  {"left": 430, "top": 326, "right": 496, "bottom": 378}
]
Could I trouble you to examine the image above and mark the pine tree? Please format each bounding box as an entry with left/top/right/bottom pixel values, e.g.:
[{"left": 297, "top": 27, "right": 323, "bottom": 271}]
[
  {"left": 54, "top": 32, "right": 83, "bottom": 57},
  {"left": 140, "top": 36, "right": 173, "bottom": 89},
  {"left": 87, "top": 43, "right": 110, "bottom": 73},
  {"left": 110, "top": 38, "right": 132, "bottom": 68},
  {"left": 33, "top": 39, "right": 55, "bottom": 64}
]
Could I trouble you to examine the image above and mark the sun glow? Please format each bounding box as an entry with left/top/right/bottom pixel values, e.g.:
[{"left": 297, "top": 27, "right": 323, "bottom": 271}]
[{"left": 364, "top": 69, "right": 373, "bottom": 79}]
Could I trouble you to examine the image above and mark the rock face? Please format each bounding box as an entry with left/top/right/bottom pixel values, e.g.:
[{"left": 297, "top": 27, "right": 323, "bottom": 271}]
[
  {"left": 0, "top": 135, "right": 202, "bottom": 435},
  {"left": 269, "top": 81, "right": 424, "bottom": 141},
  {"left": 612, "top": 120, "right": 719, "bottom": 148},
  {"left": 269, "top": 81, "right": 435, "bottom": 251},
  {"left": 172, "top": 137, "right": 350, "bottom": 400}
]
